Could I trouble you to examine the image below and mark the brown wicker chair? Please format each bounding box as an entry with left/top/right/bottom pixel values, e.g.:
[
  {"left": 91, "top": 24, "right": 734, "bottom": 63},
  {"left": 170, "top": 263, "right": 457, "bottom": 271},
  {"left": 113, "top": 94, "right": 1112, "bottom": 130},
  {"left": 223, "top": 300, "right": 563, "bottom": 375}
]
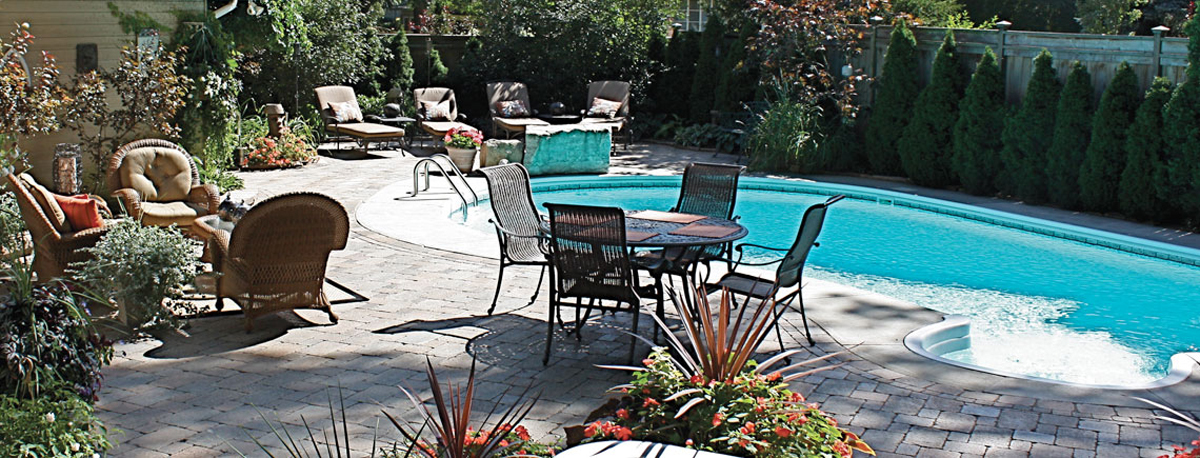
[
  {"left": 486, "top": 81, "right": 548, "bottom": 139},
  {"left": 479, "top": 163, "right": 548, "bottom": 315},
  {"left": 196, "top": 192, "right": 349, "bottom": 331},
  {"left": 107, "top": 139, "right": 220, "bottom": 231},
  {"left": 6, "top": 173, "right": 112, "bottom": 281},
  {"left": 544, "top": 203, "right": 642, "bottom": 365}
]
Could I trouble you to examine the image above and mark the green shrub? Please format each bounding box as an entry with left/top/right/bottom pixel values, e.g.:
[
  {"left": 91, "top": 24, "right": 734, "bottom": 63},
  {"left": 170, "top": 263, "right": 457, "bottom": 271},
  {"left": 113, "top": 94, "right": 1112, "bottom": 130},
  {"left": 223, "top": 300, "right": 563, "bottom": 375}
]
[
  {"left": 952, "top": 47, "right": 1006, "bottom": 195},
  {"left": 999, "top": 49, "right": 1060, "bottom": 202},
  {"left": 0, "top": 285, "right": 113, "bottom": 401},
  {"left": 1045, "top": 62, "right": 1094, "bottom": 208},
  {"left": 746, "top": 99, "right": 825, "bottom": 173},
  {"left": 0, "top": 386, "right": 111, "bottom": 457},
  {"left": 689, "top": 15, "right": 726, "bottom": 124},
  {"left": 416, "top": 46, "right": 450, "bottom": 87},
  {"left": 714, "top": 23, "right": 759, "bottom": 112},
  {"left": 865, "top": 21, "right": 920, "bottom": 176},
  {"left": 1079, "top": 61, "right": 1141, "bottom": 212},
  {"left": 899, "top": 30, "right": 966, "bottom": 187},
  {"left": 673, "top": 124, "right": 743, "bottom": 153},
  {"left": 1161, "top": 14, "right": 1200, "bottom": 220},
  {"left": 661, "top": 31, "right": 700, "bottom": 118},
  {"left": 384, "top": 25, "right": 415, "bottom": 92},
  {"left": 1119, "top": 77, "right": 1174, "bottom": 221}
]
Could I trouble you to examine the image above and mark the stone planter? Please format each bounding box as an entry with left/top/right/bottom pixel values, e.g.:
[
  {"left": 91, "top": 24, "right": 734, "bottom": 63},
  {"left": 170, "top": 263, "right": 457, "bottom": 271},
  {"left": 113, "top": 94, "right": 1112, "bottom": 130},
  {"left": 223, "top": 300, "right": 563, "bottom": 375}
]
[{"left": 446, "top": 146, "right": 479, "bottom": 173}]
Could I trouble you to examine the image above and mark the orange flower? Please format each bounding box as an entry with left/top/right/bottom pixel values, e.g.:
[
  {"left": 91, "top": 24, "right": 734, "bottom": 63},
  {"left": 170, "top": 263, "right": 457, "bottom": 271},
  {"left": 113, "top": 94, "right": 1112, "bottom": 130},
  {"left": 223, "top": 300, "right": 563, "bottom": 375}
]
[
  {"left": 775, "top": 426, "right": 792, "bottom": 438},
  {"left": 712, "top": 412, "right": 724, "bottom": 427},
  {"left": 643, "top": 398, "right": 659, "bottom": 408},
  {"left": 739, "top": 421, "right": 755, "bottom": 435},
  {"left": 616, "top": 408, "right": 630, "bottom": 419},
  {"left": 584, "top": 421, "right": 600, "bottom": 438},
  {"left": 515, "top": 425, "right": 530, "bottom": 441},
  {"left": 832, "top": 441, "right": 852, "bottom": 457},
  {"left": 613, "top": 426, "right": 633, "bottom": 441}
]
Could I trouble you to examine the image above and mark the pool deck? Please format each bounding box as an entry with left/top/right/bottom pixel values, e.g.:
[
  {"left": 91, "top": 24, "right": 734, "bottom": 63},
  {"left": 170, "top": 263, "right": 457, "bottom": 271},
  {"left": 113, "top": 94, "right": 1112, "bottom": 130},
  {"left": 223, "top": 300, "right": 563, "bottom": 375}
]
[{"left": 97, "top": 143, "right": 1200, "bottom": 457}]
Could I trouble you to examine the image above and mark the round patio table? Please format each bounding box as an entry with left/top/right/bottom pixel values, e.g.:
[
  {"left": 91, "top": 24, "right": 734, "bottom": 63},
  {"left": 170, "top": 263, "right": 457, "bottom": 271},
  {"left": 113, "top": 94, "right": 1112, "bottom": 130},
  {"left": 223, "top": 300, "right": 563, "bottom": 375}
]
[{"left": 621, "top": 210, "right": 747, "bottom": 249}]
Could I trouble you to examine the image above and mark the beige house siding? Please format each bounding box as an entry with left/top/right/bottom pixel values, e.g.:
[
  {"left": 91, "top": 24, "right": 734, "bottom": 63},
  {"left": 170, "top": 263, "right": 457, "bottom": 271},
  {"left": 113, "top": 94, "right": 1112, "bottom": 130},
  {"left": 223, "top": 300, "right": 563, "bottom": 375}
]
[{"left": 0, "top": 0, "right": 204, "bottom": 186}]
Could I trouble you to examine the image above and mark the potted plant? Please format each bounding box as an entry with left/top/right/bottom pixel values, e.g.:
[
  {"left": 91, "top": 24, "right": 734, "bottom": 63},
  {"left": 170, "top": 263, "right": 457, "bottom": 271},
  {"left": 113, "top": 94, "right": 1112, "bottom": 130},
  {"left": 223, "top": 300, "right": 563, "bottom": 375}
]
[
  {"left": 242, "top": 126, "right": 318, "bottom": 169},
  {"left": 444, "top": 126, "right": 483, "bottom": 172}
]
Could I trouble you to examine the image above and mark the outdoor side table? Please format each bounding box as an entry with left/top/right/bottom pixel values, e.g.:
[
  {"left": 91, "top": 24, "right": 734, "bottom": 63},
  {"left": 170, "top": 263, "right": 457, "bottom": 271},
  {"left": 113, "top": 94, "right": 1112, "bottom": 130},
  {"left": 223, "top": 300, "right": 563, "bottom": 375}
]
[{"left": 365, "top": 115, "right": 416, "bottom": 147}]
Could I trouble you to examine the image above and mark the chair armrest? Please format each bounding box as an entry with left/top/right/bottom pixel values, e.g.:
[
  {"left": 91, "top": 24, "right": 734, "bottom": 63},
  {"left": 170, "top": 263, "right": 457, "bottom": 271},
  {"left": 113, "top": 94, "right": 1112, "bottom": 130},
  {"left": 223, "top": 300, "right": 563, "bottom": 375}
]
[
  {"left": 110, "top": 188, "right": 144, "bottom": 220},
  {"left": 58, "top": 225, "right": 110, "bottom": 251},
  {"left": 189, "top": 184, "right": 221, "bottom": 215},
  {"left": 735, "top": 243, "right": 788, "bottom": 253}
]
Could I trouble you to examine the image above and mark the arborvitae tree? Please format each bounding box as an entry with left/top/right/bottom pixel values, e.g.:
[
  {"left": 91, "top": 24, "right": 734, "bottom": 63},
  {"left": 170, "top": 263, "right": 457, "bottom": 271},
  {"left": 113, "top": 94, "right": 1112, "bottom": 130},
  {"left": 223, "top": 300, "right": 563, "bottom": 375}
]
[
  {"left": 865, "top": 21, "right": 920, "bottom": 176},
  {"left": 952, "top": 48, "right": 1006, "bottom": 195},
  {"left": 1119, "top": 77, "right": 1174, "bottom": 221},
  {"left": 1161, "top": 14, "right": 1200, "bottom": 218},
  {"left": 385, "top": 25, "right": 415, "bottom": 92},
  {"left": 415, "top": 46, "right": 449, "bottom": 86},
  {"left": 898, "top": 30, "right": 966, "bottom": 187},
  {"left": 690, "top": 15, "right": 726, "bottom": 124},
  {"left": 1079, "top": 61, "right": 1141, "bottom": 212},
  {"left": 643, "top": 31, "right": 669, "bottom": 113},
  {"left": 1045, "top": 62, "right": 1094, "bottom": 208},
  {"left": 715, "top": 22, "right": 758, "bottom": 111},
  {"left": 999, "top": 49, "right": 1060, "bottom": 202},
  {"left": 661, "top": 31, "right": 700, "bottom": 118}
]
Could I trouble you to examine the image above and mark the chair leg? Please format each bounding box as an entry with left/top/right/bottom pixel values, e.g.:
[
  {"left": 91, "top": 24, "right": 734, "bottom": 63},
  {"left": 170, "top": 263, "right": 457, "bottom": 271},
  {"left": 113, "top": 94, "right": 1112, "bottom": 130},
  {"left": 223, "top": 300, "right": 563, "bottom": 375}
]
[
  {"left": 321, "top": 291, "right": 338, "bottom": 324},
  {"left": 488, "top": 261, "right": 506, "bottom": 315},
  {"left": 797, "top": 289, "right": 814, "bottom": 345},
  {"left": 628, "top": 302, "right": 640, "bottom": 365},
  {"left": 528, "top": 265, "right": 546, "bottom": 305},
  {"left": 544, "top": 294, "right": 556, "bottom": 365}
]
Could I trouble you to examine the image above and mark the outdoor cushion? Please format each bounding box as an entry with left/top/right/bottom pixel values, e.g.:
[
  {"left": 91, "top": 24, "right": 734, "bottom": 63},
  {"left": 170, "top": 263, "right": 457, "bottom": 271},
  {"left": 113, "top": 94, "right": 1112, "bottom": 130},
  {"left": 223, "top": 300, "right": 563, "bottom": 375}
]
[
  {"left": 420, "top": 120, "right": 473, "bottom": 137},
  {"left": 495, "top": 100, "right": 530, "bottom": 118},
  {"left": 20, "top": 174, "right": 70, "bottom": 233},
  {"left": 329, "top": 122, "right": 405, "bottom": 139},
  {"left": 140, "top": 201, "right": 208, "bottom": 227},
  {"left": 587, "top": 97, "right": 622, "bottom": 118},
  {"left": 328, "top": 100, "right": 363, "bottom": 123},
  {"left": 117, "top": 146, "right": 193, "bottom": 203},
  {"left": 53, "top": 195, "right": 104, "bottom": 230},
  {"left": 420, "top": 100, "right": 453, "bottom": 121}
]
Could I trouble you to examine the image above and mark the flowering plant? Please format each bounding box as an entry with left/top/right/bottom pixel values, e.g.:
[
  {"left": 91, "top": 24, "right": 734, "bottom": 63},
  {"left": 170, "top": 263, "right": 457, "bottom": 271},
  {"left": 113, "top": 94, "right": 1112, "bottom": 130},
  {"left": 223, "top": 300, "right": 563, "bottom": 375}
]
[
  {"left": 444, "top": 126, "right": 483, "bottom": 149},
  {"left": 243, "top": 127, "right": 316, "bottom": 168},
  {"left": 406, "top": 424, "right": 554, "bottom": 458}
]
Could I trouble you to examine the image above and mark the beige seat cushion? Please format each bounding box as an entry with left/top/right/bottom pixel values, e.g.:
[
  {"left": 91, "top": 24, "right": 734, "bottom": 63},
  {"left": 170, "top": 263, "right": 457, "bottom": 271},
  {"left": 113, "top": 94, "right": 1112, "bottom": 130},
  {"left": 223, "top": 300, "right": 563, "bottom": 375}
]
[
  {"left": 494, "top": 117, "right": 550, "bottom": 131},
  {"left": 118, "top": 147, "right": 193, "bottom": 202},
  {"left": 329, "top": 122, "right": 405, "bottom": 139},
  {"left": 420, "top": 120, "right": 474, "bottom": 137},
  {"left": 580, "top": 117, "right": 626, "bottom": 130},
  {"left": 140, "top": 201, "right": 208, "bottom": 227},
  {"left": 19, "top": 174, "right": 71, "bottom": 233}
]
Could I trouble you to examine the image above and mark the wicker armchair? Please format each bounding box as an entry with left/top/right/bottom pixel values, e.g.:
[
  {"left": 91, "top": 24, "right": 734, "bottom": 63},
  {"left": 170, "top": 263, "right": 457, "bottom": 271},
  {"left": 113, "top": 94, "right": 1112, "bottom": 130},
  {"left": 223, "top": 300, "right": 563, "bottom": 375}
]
[
  {"left": 479, "top": 163, "right": 548, "bottom": 315},
  {"left": 107, "top": 139, "right": 220, "bottom": 231},
  {"left": 6, "top": 174, "right": 112, "bottom": 281},
  {"left": 195, "top": 192, "right": 349, "bottom": 331},
  {"left": 544, "top": 203, "right": 642, "bottom": 365}
]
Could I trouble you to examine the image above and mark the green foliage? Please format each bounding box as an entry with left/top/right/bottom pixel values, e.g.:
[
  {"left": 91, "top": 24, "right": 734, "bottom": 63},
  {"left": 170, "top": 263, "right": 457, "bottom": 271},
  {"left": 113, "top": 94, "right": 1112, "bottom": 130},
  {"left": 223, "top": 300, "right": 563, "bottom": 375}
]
[
  {"left": 660, "top": 31, "right": 700, "bottom": 118},
  {"left": 416, "top": 46, "right": 450, "bottom": 87},
  {"left": 1079, "top": 62, "right": 1140, "bottom": 211},
  {"left": 892, "top": 0, "right": 966, "bottom": 26},
  {"left": 1076, "top": 0, "right": 1146, "bottom": 34},
  {"left": 72, "top": 219, "right": 199, "bottom": 334},
  {"left": 0, "top": 285, "right": 113, "bottom": 401},
  {"left": 1045, "top": 62, "right": 1095, "bottom": 208},
  {"left": 107, "top": 2, "right": 170, "bottom": 35},
  {"left": 0, "top": 24, "right": 73, "bottom": 142},
  {"left": 952, "top": 48, "right": 1005, "bottom": 195},
  {"left": 1119, "top": 77, "right": 1174, "bottom": 220},
  {"left": 865, "top": 21, "right": 920, "bottom": 176},
  {"left": 0, "top": 386, "right": 111, "bottom": 457},
  {"left": 384, "top": 26, "right": 415, "bottom": 92},
  {"left": 746, "top": 98, "right": 826, "bottom": 173},
  {"left": 1161, "top": 14, "right": 1200, "bottom": 220},
  {"left": 689, "top": 14, "right": 726, "bottom": 124},
  {"left": 961, "top": 0, "right": 1080, "bottom": 32},
  {"left": 672, "top": 124, "right": 743, "bottom": 153},
  {"left": 999, "top": 49, "right": 1060, "bottom": 201},
  {"left": 899, "top": 30, "right": 966, "bottom": 187},
  {"left": 714, "top": 22, "right": 759, "bottom": 112}
]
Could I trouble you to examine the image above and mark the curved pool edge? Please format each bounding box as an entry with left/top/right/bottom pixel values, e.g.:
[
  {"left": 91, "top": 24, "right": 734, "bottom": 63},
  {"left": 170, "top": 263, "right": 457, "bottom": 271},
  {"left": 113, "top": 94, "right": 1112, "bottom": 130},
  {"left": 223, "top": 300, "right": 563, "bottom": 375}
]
[{"left": 903, "top": 316, "right": 1200, "bottom": 391}]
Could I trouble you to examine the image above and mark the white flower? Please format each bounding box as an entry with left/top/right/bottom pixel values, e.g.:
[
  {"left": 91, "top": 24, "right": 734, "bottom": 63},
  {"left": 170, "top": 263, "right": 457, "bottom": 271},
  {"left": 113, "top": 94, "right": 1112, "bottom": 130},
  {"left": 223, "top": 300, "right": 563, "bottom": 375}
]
[
  {"left": 71, "top": 443, "right": 80, "bottom": 452},
  {"left": 44, "top": 412, "right": 55, "bottom": 423}
]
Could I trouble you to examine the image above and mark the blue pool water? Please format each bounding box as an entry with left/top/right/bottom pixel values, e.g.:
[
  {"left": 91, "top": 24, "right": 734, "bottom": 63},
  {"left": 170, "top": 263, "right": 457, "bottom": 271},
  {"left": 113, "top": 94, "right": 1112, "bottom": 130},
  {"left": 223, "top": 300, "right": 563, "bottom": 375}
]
[{"left": 464, "top": 178, "right": 1200, "bottom": 386}]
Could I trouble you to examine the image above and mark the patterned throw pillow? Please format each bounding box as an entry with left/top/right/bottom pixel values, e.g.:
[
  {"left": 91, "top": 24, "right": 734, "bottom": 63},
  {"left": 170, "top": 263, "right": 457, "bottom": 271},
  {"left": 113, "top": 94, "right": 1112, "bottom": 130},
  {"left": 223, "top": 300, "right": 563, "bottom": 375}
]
[
  {"left": 587, "top": 97, "right": 622, "bottom": 118},
  {"left": 420, "top": 100, "right": 453, "bottom": 121},
  {"left": 494, "top": 100, "right": 530, "bottom": 118},
  {"left": 328, "top": 100, "right": 363, "bottom": 123}
]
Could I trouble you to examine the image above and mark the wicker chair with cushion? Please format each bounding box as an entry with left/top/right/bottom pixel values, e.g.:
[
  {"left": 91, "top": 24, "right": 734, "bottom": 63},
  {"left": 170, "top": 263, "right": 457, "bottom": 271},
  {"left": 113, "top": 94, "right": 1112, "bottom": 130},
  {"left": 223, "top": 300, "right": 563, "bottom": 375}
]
[
  {"left": 315, "top": 85, "right": 406, "bottom": 153},
  {"left": 6, "top": 174, "right": 112, "bottom": 281},
  {"left": 544, "top": 203, "right": 642, "bottom": 365},
  {"left": 486, "top": 81, "right": 549, "bottom": 139},
  {"left": 106, "top": 139, "right": 220, "bottom": 231},
  {"left": 413, "top": 87, "right": 476, "bottom": 140},
  {"left": 579, "top": 80, "right": 632, "bottom": 149},
  {"left": 196, "top": 192, "right": 349, "bottom": 331},
  {"left": 480, "top": 163, "right": 548, "bottom": 315}
]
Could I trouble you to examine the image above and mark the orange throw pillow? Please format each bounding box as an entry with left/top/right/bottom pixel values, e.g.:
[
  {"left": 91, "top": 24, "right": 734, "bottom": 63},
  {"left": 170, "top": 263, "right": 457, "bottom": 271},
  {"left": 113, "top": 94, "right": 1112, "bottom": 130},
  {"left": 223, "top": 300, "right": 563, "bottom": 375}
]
[{"left": 53, "top": 195, "right": 104, "bottom": 230}]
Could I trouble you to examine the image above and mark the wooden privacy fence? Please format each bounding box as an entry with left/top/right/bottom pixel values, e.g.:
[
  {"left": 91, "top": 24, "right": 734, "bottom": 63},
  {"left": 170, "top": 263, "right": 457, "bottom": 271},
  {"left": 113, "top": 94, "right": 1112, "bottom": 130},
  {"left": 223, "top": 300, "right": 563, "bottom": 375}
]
[{"left": 851, "top": 24, "right": 1190, "bottom": 106}]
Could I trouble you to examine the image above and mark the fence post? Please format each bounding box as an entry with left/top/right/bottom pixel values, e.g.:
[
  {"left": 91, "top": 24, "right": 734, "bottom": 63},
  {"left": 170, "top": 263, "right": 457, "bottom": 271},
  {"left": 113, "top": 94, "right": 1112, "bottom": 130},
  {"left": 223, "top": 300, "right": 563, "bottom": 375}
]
[
  {"left": 1152, "top": 25, "right": 1170, "bottom": 77},
  {"left": 995, "top": 20, "right": 1012, "bottom": 65},
  {"left": 869, "top": 15, "right": 885, "bottom": 106}
]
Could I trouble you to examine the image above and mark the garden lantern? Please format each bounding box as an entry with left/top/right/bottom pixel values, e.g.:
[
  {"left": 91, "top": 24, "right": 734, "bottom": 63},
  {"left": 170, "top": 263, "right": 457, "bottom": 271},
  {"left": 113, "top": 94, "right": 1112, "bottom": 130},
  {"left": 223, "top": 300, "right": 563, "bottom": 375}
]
[{"left": 53, "top": 143, "right": 81, "bottom": 194}]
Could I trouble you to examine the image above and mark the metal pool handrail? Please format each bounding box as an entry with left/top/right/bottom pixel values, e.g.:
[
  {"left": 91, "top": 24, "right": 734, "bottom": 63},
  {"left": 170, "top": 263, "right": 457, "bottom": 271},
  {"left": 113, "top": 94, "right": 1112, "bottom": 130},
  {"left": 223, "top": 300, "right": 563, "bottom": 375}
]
[{"left": 411, "top": 154, "right": 479, "bottom": 212}]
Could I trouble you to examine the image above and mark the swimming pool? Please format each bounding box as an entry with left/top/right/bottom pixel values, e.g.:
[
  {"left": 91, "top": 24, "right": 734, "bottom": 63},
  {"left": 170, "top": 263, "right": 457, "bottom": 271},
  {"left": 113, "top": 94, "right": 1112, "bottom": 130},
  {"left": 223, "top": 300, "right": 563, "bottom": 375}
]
[{"left": 459, "top": 176, "right": 1200, "bottom": 386}]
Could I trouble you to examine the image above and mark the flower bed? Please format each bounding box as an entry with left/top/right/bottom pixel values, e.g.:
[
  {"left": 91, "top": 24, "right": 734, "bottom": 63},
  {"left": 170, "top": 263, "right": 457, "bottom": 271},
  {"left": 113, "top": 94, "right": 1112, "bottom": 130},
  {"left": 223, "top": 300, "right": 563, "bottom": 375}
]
[{"left": 242, "top": 127, "right": 317, "bottom": 169}]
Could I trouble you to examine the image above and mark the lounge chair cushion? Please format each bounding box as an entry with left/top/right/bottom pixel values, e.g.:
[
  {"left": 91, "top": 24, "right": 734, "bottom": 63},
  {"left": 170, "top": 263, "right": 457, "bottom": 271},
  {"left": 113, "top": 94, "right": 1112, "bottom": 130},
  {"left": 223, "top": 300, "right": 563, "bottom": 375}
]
[
  {"left": 140, "top": 201, "right": 208, "bottom": 227},
  {"left": 495, "top": 100, "right": 530, "bottom": 118},
  {"left": 580, "top": 116, "right": 626, "bottom": 129},
  {"left": 494, "top": 117, "right": 550, "bottom": 132},
  {"left": 328, "top": 100, "right": 363, "bottom": 123},
  {"left": 587, "top": 97, "right": 622, "bottom": 118},
  {"left": 420, "top": 100, "right": 453, "bottom": 121},
  {"left": 328, "top": 122, "right": 405, "bottom": 139},
  {"left": 20, "top": 174, "right": 71, "bottom": 233},
  {"left": 421, "top": 120, "right": 474, "bottom": 137}
]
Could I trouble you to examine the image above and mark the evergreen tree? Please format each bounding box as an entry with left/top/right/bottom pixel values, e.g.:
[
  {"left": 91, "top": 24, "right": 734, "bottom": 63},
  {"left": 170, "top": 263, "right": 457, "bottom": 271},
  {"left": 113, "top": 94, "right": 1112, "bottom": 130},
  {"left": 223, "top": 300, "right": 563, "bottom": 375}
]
[
  {"left": 643, "top": 31, "right": 669, "bottom": 113},
  {"left": 952, "top": 48, "right": 1006, "bottom": 195},
  {"left": 415, "top": 46, "right": 449, "bottom": 86},
  {"left": 660, "top": 31, "right": 700, "bottom": 118},
  {"left": 690, "top": 15, "right": 726, "bottom": 124},
  {"left": 1161, "top": 14, "right": 1200, "bottom": 218},
  {"left": 1118, "top": 77, "right": 1174, "bottom": 220},
  {"left": 1079, "top": 61, "right": 1141, "bottom": 212},
  {"left": 1045, "top": 62, "right": 1094, "bottom": 208},
  {"left": 898, "top": 30, "right": 966, "bottom": 187},
  {"left": 715, "top": 22, "right": 758, "bottom": 112},
  {"left": 999, "top": 49, "right": 1060, "bottom": 202},
  {"left": 384, "top": 25, "right": 415, "bottom": 92},
  {"left": 865, "top": 21, "right": 920, "bottom": 176}
]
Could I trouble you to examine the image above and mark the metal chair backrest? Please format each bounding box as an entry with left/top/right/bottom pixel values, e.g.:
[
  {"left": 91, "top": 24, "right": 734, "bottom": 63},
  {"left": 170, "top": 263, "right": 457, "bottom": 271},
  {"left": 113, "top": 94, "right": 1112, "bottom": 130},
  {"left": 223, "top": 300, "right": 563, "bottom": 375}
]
[
  {"left": 586, "top": 81, "right": 631, "bottom": 118},
  {"left": 413, "top": 87, "right": 460, "bottom": 121},
  {"left": 672, "top": 162, "right": 745, "bottom": 219},
  {"left": 545, "top": 203, "right": 636, "bottom": 303},
  {"left": 229, "top": 192, "right": 349, "bottom": 283},
  {"left": 775, "top": 195, "right": 843, "bottom": 288},
  {"left": 480, "top": 163, "right": 543, "bottom": 262}
]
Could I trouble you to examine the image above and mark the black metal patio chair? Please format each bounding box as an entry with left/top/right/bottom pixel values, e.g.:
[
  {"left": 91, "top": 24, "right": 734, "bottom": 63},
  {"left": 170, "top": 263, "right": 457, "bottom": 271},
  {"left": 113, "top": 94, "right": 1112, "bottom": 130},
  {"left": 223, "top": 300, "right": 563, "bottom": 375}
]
[{"left": 480, "top": 163, "right": 549, "bottom": 315}]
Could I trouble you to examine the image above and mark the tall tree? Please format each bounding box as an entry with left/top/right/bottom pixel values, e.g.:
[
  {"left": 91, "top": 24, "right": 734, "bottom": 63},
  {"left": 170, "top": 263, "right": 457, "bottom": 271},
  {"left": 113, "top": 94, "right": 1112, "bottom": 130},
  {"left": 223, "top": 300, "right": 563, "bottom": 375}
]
[
  {"left": 999, "top": 49, "right": 1060, "bottom": 202},
  {"left": 1045, "top": 62, "right": 1095, "bottom": 209},
  {"left": 690, "top": 15, "right": 726, "bottom": 124},
  {"left": 952, "top": 48, "right": 1006, "bottom": 195},
  {"left": 1118, "top": 77, "right": 1174, "bottom": 221},
  {"left": 1161, "top": 14, "right": 1200, "bottom": 219},
  {"left": 865, "top": 21, "right": 920, "bottom": 176},
  {"left": 1076, "top": 0, "right": 1146, "bottom": 34},
  {"left": 898, "top": 30, "right": 966, "bottom": 187},
  {"left": 661, "top": 31, "right": 700, "bottom": 118},
  {"left": 714, "top": 22, "right": 759, "bottom": 112},
  {"left": 384, "top": 25, "right": 415, "bottom": 93},
  {"left": 1079, "top": 62, "right": 1141, "bottom": 212}
]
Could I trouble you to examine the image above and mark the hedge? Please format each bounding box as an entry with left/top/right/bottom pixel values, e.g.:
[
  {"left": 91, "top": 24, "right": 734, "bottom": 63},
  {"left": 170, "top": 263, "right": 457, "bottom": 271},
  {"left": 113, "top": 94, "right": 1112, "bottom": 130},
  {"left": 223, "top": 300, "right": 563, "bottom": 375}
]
[
  {"left": 952, "top": 48, "right": 1005, "bottom": 195},
  {"left": 1119, "top": 77, "right": 1175, "bottom": 221},
  {"left": 1045, "top": 62, "right": 1094, "bottom": 208},
  {"left": 898, "top": 30, "right": 965, "bottom": 187},
  {"left": 1079, "top": 61, "right": 1141, "bottom": 212},
  {"left": 865, "top": 20, "right": 919, "bottom": 176},
  {"left": 999, "top": 49, "right": 1059, "bottom": 202}
]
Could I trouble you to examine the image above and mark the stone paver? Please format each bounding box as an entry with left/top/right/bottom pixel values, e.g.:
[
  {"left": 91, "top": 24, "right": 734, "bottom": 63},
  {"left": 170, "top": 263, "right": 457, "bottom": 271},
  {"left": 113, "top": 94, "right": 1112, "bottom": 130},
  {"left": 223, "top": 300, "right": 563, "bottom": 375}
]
[{"left": 93, "top": 143, "right": 1198, "bottom": 457}]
